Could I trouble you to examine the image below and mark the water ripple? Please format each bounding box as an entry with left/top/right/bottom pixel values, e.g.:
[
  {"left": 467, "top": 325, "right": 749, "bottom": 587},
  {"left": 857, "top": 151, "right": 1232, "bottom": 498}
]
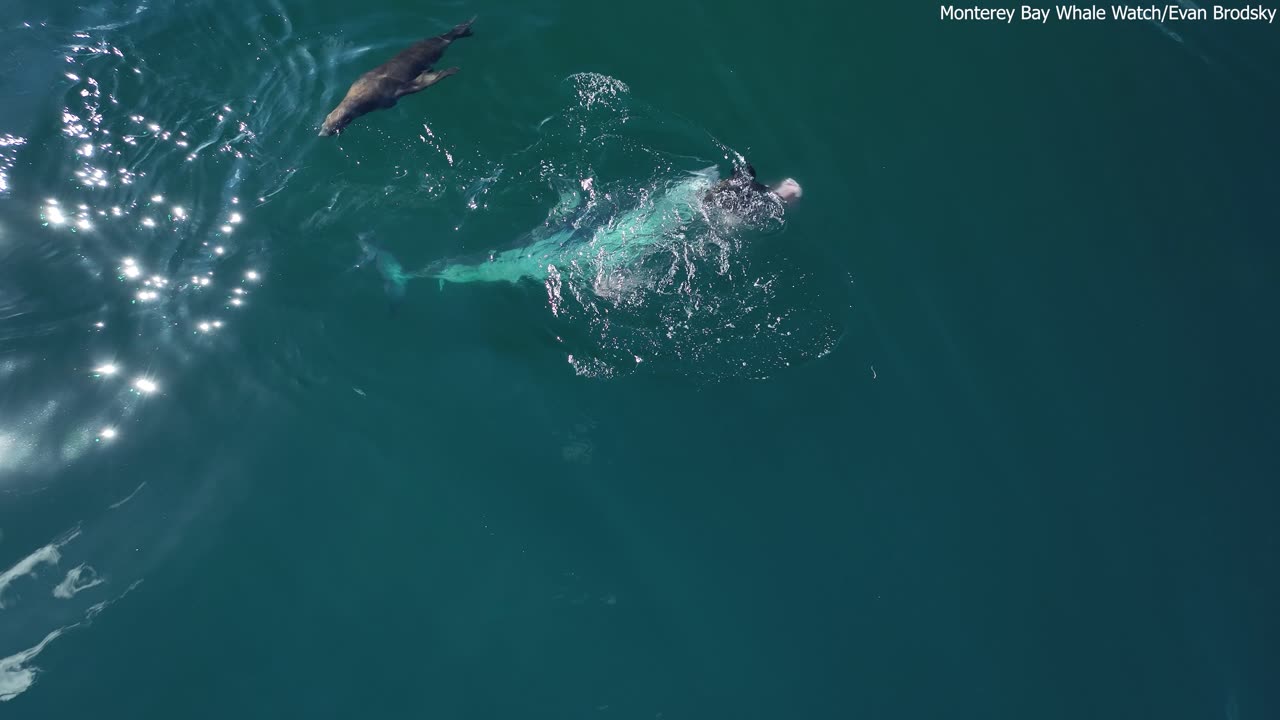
[{"left": 0, "top": 1, "right": 311, "bottom": 701}]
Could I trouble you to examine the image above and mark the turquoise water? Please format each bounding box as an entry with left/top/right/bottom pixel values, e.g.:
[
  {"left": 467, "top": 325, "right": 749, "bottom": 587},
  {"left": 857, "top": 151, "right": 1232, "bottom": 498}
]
[{"left": 2, "top": 0, "right": 1280, "bottom": 717}]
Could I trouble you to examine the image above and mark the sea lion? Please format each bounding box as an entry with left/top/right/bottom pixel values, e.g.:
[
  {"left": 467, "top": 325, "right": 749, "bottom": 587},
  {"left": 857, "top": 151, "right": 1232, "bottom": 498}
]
[
  {"left": 704, "top": 163, "right": 802, "bottom": 215},
  {"left": 319, "top": 17, "right": 475, "bottom": 137}
]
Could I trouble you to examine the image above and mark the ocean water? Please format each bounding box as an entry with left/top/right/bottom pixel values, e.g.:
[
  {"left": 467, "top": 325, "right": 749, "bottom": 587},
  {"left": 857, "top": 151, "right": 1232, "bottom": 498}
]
[{"left": 2, "top": 0, "right": 1279, "bottom": 717}]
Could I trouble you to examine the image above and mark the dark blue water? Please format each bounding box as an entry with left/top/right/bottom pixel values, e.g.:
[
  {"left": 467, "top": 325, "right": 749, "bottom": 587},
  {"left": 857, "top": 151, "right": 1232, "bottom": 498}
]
[{"left": 2, "top": 1, "right": 1279, "bottom": 717}]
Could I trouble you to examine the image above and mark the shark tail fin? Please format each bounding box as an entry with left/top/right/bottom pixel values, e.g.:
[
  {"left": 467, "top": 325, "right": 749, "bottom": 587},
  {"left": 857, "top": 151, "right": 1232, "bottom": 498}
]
[
  {"left": 449, "top": 17, "right": 476, "bottom": 39},
  {"left": 355, "top": 232, "right": 410, "bottom": 312},
  {"left": 406, "top": 258, "right": 445, "bottom": 281},
  {"left": 406, "top": 260, "right": 456, "bottom": 291}
]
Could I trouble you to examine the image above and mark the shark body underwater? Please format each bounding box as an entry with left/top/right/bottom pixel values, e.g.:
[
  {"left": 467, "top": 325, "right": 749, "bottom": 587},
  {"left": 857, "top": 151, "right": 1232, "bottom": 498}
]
[{"left": 357, "top": 165, "right": 801, "bottom": 303}]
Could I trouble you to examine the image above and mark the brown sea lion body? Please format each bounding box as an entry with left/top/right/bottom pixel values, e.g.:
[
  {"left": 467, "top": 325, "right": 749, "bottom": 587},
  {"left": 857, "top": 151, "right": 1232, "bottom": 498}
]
[{"left": 319, "top": 17, "right": 475, "bottom": 136}]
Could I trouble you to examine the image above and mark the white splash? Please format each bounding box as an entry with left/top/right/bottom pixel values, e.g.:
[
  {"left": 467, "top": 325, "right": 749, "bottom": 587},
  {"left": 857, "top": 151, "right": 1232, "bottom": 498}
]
[
  {"left": 0, "top": 545, "right": 62, "bottom": 609},
  {"left": 52, "top": 565, "right": 103, "bottom": 599},
  {"left": 0, "top": 580, "right": 142, "bottom": 702},
  {"left": 108, "top": 482, "right": 146, "bottom": 510},
  {"left": 0, "top": 628, "right": 66, "bottom": 702}
]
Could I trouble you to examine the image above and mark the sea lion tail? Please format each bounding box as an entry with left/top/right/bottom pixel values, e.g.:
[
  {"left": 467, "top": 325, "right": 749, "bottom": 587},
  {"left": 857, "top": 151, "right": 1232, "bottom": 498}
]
[{"left": 448, "top": 17, "right": 476, "bottom": 39}]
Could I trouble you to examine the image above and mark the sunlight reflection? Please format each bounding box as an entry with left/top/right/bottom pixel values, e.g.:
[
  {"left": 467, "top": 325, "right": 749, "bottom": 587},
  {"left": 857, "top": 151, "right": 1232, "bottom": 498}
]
[
  {"left": 1, "top": 18, "right": 269, "bottom": 503},
  {"left": 0, "top": 135, "right": 26, "bottom": 194}
]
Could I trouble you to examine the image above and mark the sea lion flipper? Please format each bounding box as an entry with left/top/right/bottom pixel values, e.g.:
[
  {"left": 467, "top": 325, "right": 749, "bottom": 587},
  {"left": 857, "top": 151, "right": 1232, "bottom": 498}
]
[{"left": 398, "top": 67, "right": 459, "bottom": 97}]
